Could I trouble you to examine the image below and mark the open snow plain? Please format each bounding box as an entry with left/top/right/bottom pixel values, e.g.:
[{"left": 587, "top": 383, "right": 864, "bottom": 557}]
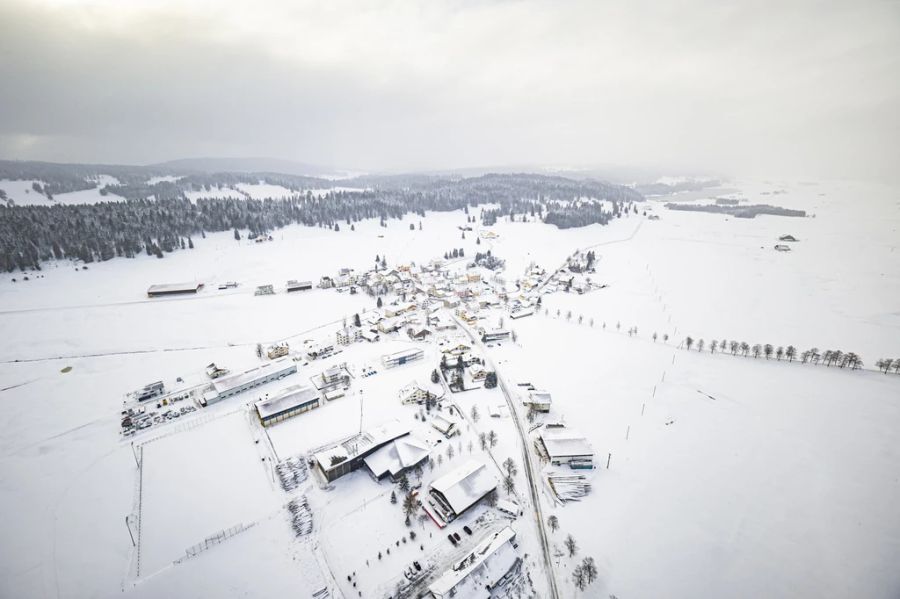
[{"left": 0, "top": 179, "right": 898, "bottom": 598}]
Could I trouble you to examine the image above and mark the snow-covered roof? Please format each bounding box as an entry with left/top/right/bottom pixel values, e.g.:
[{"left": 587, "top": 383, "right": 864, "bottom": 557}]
[
  {"left": 428, "top": 527, "right": 517, "bottom": 598},
  {"left": 540, "top": 428, "right": 593, "bottom": 459},
  {"left": 315, "top": 419, "right": 410, "bottom": 472},
  {"left": 255, "top": 384, "right": 318, "bottom": 420},
  {"left": 363, "top": 435, "right": 430, "bottom": 478},
  {"left": 147, "top": 282, "right": 203, "bottom": 294},
  {"left": 430, "top": 459, "right": 497, "bottom": 515},
  {"left": 212, "top": 358, "right": 295, "bottom": 395},
  {"left": 431, "top": 414, "right": 457, "bottom": 434},
  {"left": 528, "top": 390, "right": 552, "bottom": 406}
]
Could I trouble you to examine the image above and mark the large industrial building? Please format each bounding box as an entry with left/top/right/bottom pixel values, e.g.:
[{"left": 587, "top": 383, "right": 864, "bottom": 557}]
[
  {"left": 254, "top": 385, "right": 320, "bottom": 427},
  {"left": 314, "top": 420, "right": 410, "bottom": 482},
  {"left": 428, "top": 459, "right": 497, "bottom": 523},
  {"left": 202, "top": 358, "right": 297, "bottom": 406},
  {"left": 538, "top": 426, "right": 594, "bottom": 468},
  {"left": 428, "top": 527, "right": 520, "bottom": 599},
  {"left": 146, "top": 282, "right": 204, "bottom": 297},
  {"left": 382, "top": 347, "right": 424, "bottom": 368}
]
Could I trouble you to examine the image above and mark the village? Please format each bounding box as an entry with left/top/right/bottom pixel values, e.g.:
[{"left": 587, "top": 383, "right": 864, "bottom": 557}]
[{"left": 118, "top": 234, "right": 605, "bottom": 599}]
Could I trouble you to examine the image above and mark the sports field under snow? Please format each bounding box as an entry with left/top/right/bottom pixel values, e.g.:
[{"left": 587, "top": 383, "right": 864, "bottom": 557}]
[{"left": 0, "top": 178, "right": 897, "bottom": 598}]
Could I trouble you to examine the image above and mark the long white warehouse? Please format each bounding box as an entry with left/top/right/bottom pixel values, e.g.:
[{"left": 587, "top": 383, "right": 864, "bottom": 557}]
[{"left": 202, "top": 358, "right": 297, "bottom": 406}]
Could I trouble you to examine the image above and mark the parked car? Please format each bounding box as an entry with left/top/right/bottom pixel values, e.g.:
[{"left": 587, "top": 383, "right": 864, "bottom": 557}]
[
  {"left": 463, "top": 526, "right": 472, "bottom": 535},
  {"left": 448, "top": 534, "right": 457, "bottom": 545}
]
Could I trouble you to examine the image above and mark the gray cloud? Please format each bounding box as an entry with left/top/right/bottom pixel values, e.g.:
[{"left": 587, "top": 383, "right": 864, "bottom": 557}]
[{"left": 0, "top": 0, "right": 897, "bottom": 180}]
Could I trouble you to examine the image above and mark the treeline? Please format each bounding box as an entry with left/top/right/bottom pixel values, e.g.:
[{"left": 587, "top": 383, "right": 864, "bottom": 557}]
[
  {"left": 0, "top": 162, "right": 643, "bottom": 271},
  {"left": 683, "top": 336, "right": 865, "bottom": 369},
  {"left": 665, "top": 203, "right": 806, "bottom": 219}
]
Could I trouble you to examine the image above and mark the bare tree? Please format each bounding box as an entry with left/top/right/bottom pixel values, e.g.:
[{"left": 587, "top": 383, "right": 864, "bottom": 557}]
[
  {"left": 565, "top": 534, "right": 578, "bottom": 557},
  {"left": 547, "top": 514, "right": 559, "bottom": 532}
]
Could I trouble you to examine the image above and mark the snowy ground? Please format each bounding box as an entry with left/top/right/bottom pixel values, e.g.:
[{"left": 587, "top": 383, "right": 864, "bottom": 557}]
[{"left": 0, "top": 178, "right": 898, "bottom": 598}]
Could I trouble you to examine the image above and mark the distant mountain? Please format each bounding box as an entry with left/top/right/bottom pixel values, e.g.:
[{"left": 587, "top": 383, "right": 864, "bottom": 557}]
[{"left": 150, "top": 157, "right": 356, "bottom": 179}]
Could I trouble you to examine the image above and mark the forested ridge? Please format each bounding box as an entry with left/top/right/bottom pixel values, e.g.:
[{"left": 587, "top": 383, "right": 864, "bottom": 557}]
[{"left": 0, "top": 162, "right": 643, "bottom": 271}]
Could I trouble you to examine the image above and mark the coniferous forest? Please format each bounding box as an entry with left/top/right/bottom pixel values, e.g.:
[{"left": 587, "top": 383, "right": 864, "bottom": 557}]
[{"left": 0, "top": 162, "right": 643, "bottom": 271}]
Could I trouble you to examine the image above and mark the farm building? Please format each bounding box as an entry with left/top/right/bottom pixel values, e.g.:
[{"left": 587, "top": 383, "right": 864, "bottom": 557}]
[
  {"left": 314, "top": 420, "right": 410, "bottom": 482},
  {"left": 428, "top": 527, "right": 520, "bottom": 599},
  {"left": 286, "top": 280, "right": 313, "bottom": 292},
  {"left": 481, "top": 329, "right": 511, "bottom": 343},
  {"left": 363, "top": 435, "right": 430, "bottom": 481},
  {"left": 146, "top": 282, "right": 204, "bottom": 297},
  {"left": 525, "top": 390, "right": 552, "bottom": 412},
  {"left": 255, "top": 385, "right": 320, "bottom": 427},
  {"left": 202, "top": 358, "right": 297, "bottom": 406},
  {"left": 382, "top": 348, "right": 424, "bottom": 369},
  {"left": 538, "top": 426, "right": 594, "bottom": 468},
  {"left": 428, "top": 459, "right": 497, "bottom": 522}
]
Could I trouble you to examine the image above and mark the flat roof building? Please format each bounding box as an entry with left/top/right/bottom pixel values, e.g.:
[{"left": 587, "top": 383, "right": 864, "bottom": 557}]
[
  {"left": 382, "top": 347, "right": 424, "bottom": 368},
  {"left": 286, "top": 280, "right": 313, "bottom": 292},
  {"left": 255, "top": 385, "right": 320, "bottom": 427},
  {"left": 203, "top": 358, "right": 297, "bottom": 406}
]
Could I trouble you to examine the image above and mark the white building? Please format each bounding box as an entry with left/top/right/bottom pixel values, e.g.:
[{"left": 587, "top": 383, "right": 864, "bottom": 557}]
[
  {"left": 203, "top": 358, "right": 297, "bottom": 406},
  {"left": 314, "top": 420, "right": 410, "bottom": 482},
  {"left": 428, "top": 527, "right": 520, "bottom": 599},
  {"left": 538, "top": 426, "right": 594, "bottom": 468},
  {"left": 363, "top": 435, "right": 430, "bottom": 481},
  {"left": 428, "top": 459, "right": 497, "bottom": 522},
  {"left": 430, "top": 413, "right": 458, "bottom": 438},
  {"left": 255, "top": 385, "right": 320, "bottom": 427},
  {"left": 525, "top": 390, "right": 552, "bottom": 413},
  {"left": 382, "top": 348, "right": 424, "bottom": 369}
]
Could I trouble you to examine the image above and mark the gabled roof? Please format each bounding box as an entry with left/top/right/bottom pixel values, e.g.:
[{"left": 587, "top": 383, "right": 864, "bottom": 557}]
[
  {"left": 430, "top": 459, "right": 497, "bottom": 515},
  {"left": 364, "top": 435, "right": 430, "bottom": 478},
  {"left": 540, "top": 427, "right": 593, "bottom": 459}
]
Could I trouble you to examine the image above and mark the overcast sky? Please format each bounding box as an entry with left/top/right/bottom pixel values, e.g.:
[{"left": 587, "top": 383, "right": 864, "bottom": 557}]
[{"left": 0, "top": 0, "right": 897, "bottom": 180}]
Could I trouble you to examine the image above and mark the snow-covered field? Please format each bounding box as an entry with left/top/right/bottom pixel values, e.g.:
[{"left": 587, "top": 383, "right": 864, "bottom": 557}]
[
  {"left": 0, "top": 178, "right": 898, "bottom": 598},
  {"left": 1, "top": 178, "right": 126, "bottom": 205}
]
